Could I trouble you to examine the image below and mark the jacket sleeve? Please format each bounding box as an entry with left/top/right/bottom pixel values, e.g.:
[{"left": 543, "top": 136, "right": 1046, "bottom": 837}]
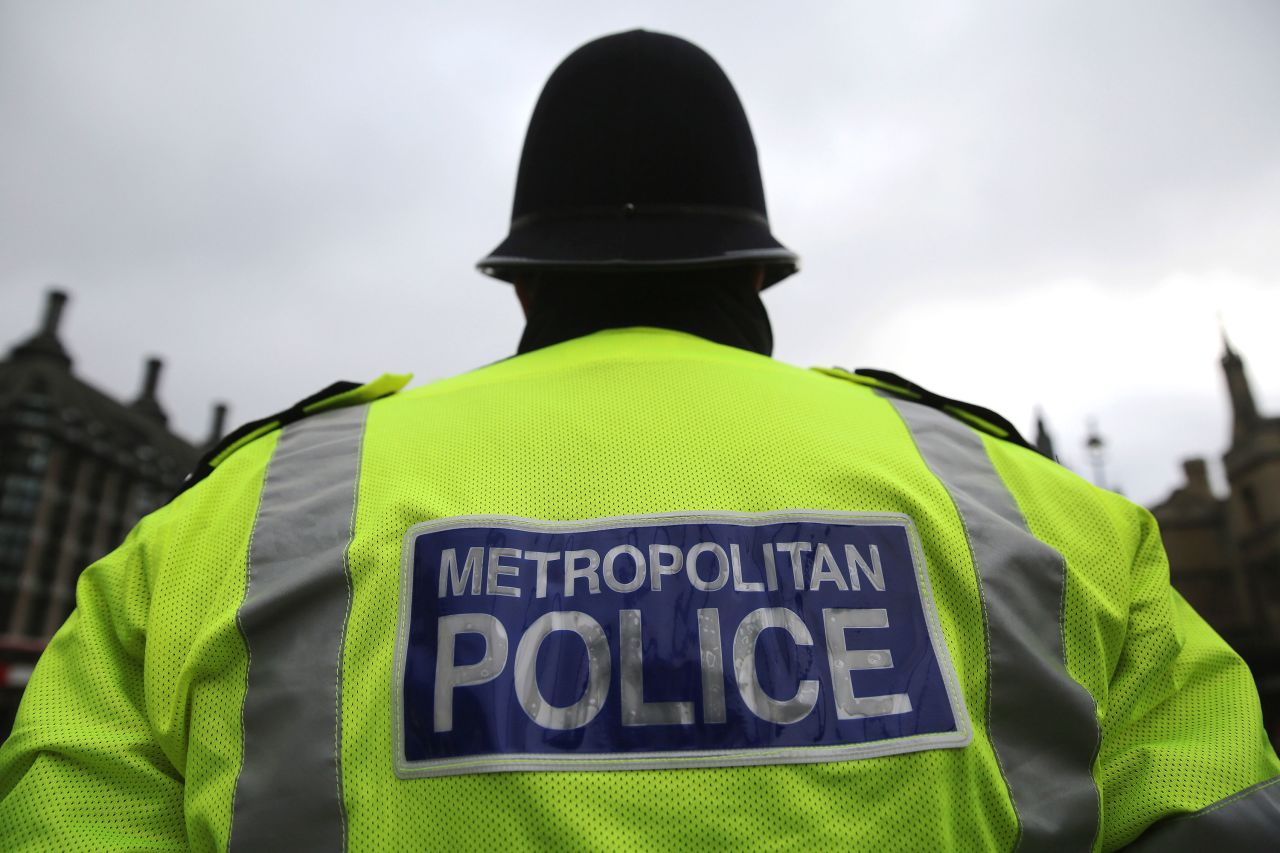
[
  {"left": 1102, "top": 507, "right": 1280, "bottom": 850},
  {"left": 0, "top": 516, "right": 186, "bottom": 851}
]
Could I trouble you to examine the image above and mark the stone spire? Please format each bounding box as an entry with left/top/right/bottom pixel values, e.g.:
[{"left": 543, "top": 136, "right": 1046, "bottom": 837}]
[
  {"left": 1033, "top": 408, "right": 1057, "bottom": 461},
  {"left": 1221, "top": 328, "right": 1259, "bottom": 443}
]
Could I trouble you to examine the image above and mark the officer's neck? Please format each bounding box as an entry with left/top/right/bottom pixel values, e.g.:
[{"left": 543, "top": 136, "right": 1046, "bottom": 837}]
[{"left": 514, "top": 278, "right": 773, "bottom": 357}]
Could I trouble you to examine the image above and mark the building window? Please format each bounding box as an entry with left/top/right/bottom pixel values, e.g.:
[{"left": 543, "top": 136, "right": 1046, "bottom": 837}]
[
  {"left": 0, "top": 475, "right": 41, "bottom": 517},
  {"left": 0, "top": 520, "right": 29, "bottom": 569}
]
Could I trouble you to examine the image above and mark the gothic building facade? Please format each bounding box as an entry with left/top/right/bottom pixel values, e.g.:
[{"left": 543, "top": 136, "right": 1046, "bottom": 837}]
[
  {"left": 0, "top": 291, "right": 222, "bottom": 734},
  {"left": 1151, "top": 338, "right": 1280, "bottom": 736}
]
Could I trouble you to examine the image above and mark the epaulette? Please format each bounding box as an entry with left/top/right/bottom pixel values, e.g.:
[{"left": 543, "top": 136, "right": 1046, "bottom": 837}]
[
  {"left": 175, "top": 372, "right": 412, "bottom": 498},
  {"left": 814, "top": 366, "right": 1041, "bottom": 456}
]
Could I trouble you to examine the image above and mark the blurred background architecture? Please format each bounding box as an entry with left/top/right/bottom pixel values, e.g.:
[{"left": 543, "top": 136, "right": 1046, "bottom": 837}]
[
  {"left": 1149, "top": 336, "right": 1280, "bottom": 732},
  {"left": 0, "top": 290, "right": 224, "bottom": 734},
  {"left": 0, "top": 287, "right": 1276, "bottom": 742}
]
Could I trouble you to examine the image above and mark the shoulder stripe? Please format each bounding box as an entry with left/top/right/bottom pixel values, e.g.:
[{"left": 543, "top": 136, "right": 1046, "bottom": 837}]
[
  {"left": 812, "top": 367, "right": 923, "bottom": 401},
  {"left": 880, "top": 393, "right": 1101, "bottom": 851},
  {"left": 303, "top": 373, "right": 411, "bottom": 416},
  {"left": 229, "top": 403, "right": 369, "bottom": 851},
  {"left": 816, "top": 367, "right": 1038, "bottom": 454},
  {"left": 177, "top": 373, "right": 409, "bottom": 499}
]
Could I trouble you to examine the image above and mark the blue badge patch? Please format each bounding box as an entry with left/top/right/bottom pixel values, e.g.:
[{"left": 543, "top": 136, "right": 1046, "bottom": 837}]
[{"left": 393, "top": 511, "right": 970, "bottom": 777}]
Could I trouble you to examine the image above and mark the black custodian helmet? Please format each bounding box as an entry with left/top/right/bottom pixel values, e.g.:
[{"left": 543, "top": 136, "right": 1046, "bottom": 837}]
[{"left": 477, "top": 29, "right": 799, "bottom": 288}]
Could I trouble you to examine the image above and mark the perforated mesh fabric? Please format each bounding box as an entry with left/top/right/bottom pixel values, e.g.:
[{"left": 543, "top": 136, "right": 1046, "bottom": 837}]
[
  {"left": 986, "top": 436, "right": 1280, "bottom": 851},
  {"left": 8, "top": 328, "right": 1270, "bottom": 850},
  {"left": 343, "top": 328, "right": 1015, "bottom": 851},
  {"left": 0, "top": 432, "right": 277, "bottom": 852}
]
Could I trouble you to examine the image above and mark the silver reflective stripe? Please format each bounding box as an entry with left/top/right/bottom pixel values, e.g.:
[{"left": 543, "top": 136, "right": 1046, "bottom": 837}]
[
  {"left": 230, "top": 406, "right": 369, "bottom": 851},
  {"left": 883, "top": 395, "right": 1100, "bottom": 851},
  {"left": 1125, "top": 775, "right": 1280, "bottom": 850}
]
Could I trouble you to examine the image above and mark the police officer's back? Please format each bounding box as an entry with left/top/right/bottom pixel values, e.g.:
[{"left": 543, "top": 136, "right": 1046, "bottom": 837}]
[{"left": 1, "top": 29, "right": 1277, "bottom": 851}]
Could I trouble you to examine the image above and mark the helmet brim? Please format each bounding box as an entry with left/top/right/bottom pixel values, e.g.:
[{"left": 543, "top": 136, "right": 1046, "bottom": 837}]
[{"left": 477, "top": 211, "right": 799, "bottom": 288}]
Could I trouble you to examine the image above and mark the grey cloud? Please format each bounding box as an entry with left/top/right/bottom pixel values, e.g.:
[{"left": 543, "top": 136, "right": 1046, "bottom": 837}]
[{"left": 1, "top": 1, "right": 1276, "bottom": 509}]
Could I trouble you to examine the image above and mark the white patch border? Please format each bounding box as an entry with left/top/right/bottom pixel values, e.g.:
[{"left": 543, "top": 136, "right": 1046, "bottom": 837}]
[{"left": 392, "top": 509, "right": 972, "bottom": 779}]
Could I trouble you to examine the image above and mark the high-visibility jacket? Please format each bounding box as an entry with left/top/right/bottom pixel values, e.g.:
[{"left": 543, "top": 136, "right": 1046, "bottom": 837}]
[{"left": 1, "top": 327, "right": 1277, "bottom": 851}]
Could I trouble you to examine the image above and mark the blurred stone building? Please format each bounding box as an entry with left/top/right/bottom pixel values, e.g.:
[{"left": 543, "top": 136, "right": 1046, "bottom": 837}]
[
  {"left": 0, "top": 290, "right": 223, "bottom": 735},
  {"left": 1150, "top": 337, "right": 1280, "bottom": 736}
]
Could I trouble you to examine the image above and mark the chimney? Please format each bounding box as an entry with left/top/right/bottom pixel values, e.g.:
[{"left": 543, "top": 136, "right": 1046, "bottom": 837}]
[
  {"left": 205, "top": 402, "right": 229, "bottom": 446},
  {"left": 41, "top": 290, "right": 68, "bottom": 336},
  {"left": 1182, "top": 458, "right": 1213, "bottom": 499},
  {"left": 141, "top": 357, "right": 163, "bottom": 399},
  {"left": 130, "top": 356, "right": 169, "bottom": 424},
  {"left": 10, "top": 288, "right": 73, "bottom": 367}
]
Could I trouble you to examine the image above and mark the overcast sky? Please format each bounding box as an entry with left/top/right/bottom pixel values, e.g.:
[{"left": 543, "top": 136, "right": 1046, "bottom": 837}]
[{"left": 2, "top": 1, "right": 1278, "bottom": 506}]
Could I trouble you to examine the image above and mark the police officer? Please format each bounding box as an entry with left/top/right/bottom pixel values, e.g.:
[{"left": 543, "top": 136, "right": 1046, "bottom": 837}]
[{"left": 2, "top": 29, "right": 1277, "bottom": 851}]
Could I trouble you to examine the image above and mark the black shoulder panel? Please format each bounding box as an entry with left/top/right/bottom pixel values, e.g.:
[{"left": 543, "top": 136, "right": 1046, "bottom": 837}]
[
  {"left": 826, "top": 367, "right": 1042, "bottom": 456},
  {"left": 174, "top": 380, "right": 361, "bottom": 499}
]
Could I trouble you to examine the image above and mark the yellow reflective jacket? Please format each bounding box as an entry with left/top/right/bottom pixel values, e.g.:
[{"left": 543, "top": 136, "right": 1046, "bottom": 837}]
[{"left": 1, "top": 328, "right": 1276, "bottom": 851}]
